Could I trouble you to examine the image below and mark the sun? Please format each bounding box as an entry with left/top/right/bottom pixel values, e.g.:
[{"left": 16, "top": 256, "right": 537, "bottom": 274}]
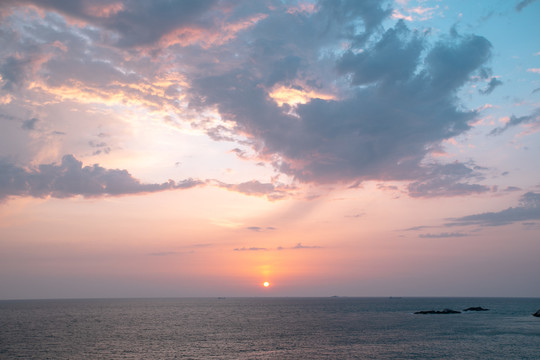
[{"left": 263, "top": 281, "right": 270, "bottom": 287}]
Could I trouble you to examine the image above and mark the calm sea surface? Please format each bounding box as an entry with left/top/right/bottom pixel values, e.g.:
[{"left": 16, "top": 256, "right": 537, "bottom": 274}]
[{"left": 1, "top": 297, "right": 539, "bottom": 359}]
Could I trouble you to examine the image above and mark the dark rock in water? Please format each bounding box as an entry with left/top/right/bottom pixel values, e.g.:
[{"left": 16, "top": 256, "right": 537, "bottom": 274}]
[
  {"left": 414, "top": 308, "right": 461, "bottom": 314},
  {"left": 463, "top": 306, "right": 489, "bottom": 311},
  {"left": 533, "top": 309, "right": 540, "bottom": 317}
]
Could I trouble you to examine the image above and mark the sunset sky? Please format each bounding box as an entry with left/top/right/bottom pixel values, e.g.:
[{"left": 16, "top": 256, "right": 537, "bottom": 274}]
[{"left": 1, "top": 0, "right": 539, "bottom": 299}]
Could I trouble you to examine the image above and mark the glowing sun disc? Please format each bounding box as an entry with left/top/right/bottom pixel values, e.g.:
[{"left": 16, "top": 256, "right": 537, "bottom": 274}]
[{"left": 263, "top": 281, "right": 270, "bottom": 287}]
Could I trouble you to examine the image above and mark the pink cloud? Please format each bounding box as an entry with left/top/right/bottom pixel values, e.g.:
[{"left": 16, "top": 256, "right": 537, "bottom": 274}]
[
  {"left": 84, "top": 2, "right": 124, "bottom": 18},
  {"left": 287, "top": 2, "right": 318, "bottom": 15}
]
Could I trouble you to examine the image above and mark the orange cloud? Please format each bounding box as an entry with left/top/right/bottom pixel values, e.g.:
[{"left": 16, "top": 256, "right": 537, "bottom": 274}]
[
  {"left": 158, "top": 14, "right": 267, "bottom": 49},
  {"left": 269, "top": 86, "right": 336, "bottom": 107},
  {"left": 26, "top": 71, "right": 189, "bottom": 116},
  {"left": 392, "top": 10, "right": 413, "bottom": 21}
]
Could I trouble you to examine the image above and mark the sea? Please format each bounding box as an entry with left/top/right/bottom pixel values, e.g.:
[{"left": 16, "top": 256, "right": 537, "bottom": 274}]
[{"left": 0, "top": 297, "right": 538, "bottom": 359}]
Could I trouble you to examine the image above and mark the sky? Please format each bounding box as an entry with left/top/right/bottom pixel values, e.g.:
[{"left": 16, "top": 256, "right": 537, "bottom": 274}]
[{"left": 0, "top": 0, "right": 539, "bottom": 300}]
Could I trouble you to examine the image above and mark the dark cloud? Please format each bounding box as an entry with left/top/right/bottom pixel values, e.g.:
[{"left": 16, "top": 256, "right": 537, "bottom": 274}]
[
  {"left": 402, "top": 225, "right": 436, "bottom": 231},
  {"left": 246, "top": 226, "right": 275, "bottom": 232},
  {"left": 21, "top": 118, "right": 39, "bottom": 131},
  {"left": 2, "top": 0, "right": 220, "bottom": 48},
  {"left": 516, "top": 0, "right": 537, "bottom": 11},
  {"left": 101, "top": 0, "right": 219, "bottom": 47},
  {"left": 480, "top": 77, "right": 503, "bottom": 94},
  {"left": 419, "top": 232, "right": 468, "bottom": 238},
  {"left": 266, "top": 55, "right": 302, "bottom": 87},
  {"left": 277, "top": 243, "right": 322, "bottom": 250},
  {"left": 292, "top": 242, "right": 321, "bottom": 249},
  {"left": 407, "top": 163, "right": 491, "bottom": 198},
  {"left": 231, "top": 148, "right": 248, "bottom": 159},
  {"left": 0, "top": 56, "right": 27, "bottom": 90},
  {"left": 489, "top": 108, "right": 540, "bottom": 136},
  {"left": 336, "top": 21, "right": 423, "bottom": 86},
  {"left": 449, "top": 192, "right": 540, "bottom": 226},
  {"left": 89, "top": 140, "right": 111, "bottom": 155},
  {"left": 0, "top": 53, "right": 46, "bottom": 90},
  {"left": 319, "top": 0, "right": 392, "bottom": 45},
  {"left": 0, "top": 154, "right": 203, "bottom": 202},
  {"left": 189, "top": 12, "right": 492, "bottom": 190}
]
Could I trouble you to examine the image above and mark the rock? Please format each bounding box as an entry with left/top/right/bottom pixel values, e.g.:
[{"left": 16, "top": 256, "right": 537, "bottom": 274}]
[
  {"left": 463, "top": 306, "right": 489, "bottom": 312},
  {"left": 533, "top": 309, "right": 540, "bottom": 317},
  {"left": 414, "top": 308, "right": 461, "bottom": 314}
]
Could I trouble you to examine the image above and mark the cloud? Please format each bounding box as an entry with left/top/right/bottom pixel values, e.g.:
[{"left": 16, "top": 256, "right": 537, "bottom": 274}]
[
  {"left": 336, "top": 21, "right": 423, "bottom": 86},
  {"left": 189, "top": 14, "right": 492, "bottom": 189},
  {"left": 392, "top": 3, "right": 439, "bottom": 22},
  {"left": 1, "top": 1, "right": 497, "bottom": 199},
  {"left": 277, "top": 243, "right": 322, "bottom": 250},
  {"left": 480, "top": 77, "right": 503, "bottom": 94},
  {"left": 246, "top": 226, "right": 275, "bottom": 232},
  {"left": 0, "top": 56, "right": 28, "bottom": 90},
  {"left": 419, "top": 232, "right": 468, "bottom": 238},
  {"left": 21, "top": 118, "right": 39, "bottom": 130},
  {"left": 212, "top": 180, "right": 291, "bottom": 201},
  {"left": 489, "top": 108, "right": 540, "bottom": 136},
  {"left": 2, "top": 0, "right": 222, "bottom": 48},
  {"left": 407, "top": 162, "right": 491, "bottom": 198},
  {"left": 0, "top": 13, "right": 193, "bottom": 126},
  {"left": 89, "top": 140, "right": 111, "bottom": 155},
  {"left": 0, "top": 154, "right": 203, "bottom": 202},
  {"left": 233, "top": 247, "right": 267, "bottom": 251},
  {"left": 516, "top": 0, "right": 537, "bottom": 11},
  {"left": 292, "top": 242, "right": 322, "bottom": 249},
  {"left": 1, "top": 0, "right": 272, "bottom": 51},
  {"left": 0, "top": 53, "right": 49, "bottom": 90},
  {"left": 402, "top": 225, "right": 436, "bottom": 231},
  {"left": 318, "top": 0, "right": 392, "bottom": 45},
  {"left": 449, "top": 192, "right": 540, "bottom": 226},
  {"left": 234, "top": 243, "right": 322, "bottom": 252}
]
